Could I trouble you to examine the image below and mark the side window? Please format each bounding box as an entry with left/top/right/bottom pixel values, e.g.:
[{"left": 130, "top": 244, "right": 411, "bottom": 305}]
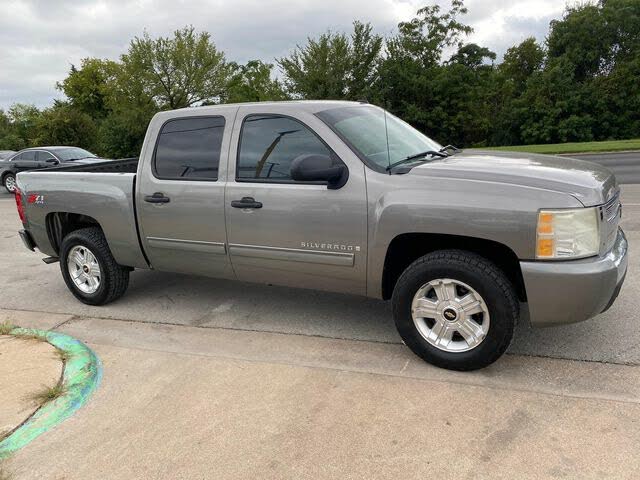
[
  {"left": 36, "top": 151, "right": 56, "bottom": 162},
  {"left": 10, "top": 153, "right": 23, "bottom": 162},
  {"left": 20, "top": 151, "right": 36, "bottom": 161},
  {"left": 237, "top": 115, "right": 334, "bottom": 182},
  {"left": 154, "top": 116, "right": 225, "bottom": 180}
]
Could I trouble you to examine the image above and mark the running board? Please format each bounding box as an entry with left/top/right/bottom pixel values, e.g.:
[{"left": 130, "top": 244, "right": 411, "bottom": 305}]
[{"left": 42, "top": 256, "right": 59, "bottom": 264}]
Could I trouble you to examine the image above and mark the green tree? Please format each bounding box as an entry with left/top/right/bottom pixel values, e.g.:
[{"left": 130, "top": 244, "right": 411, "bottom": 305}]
[
  {"left": 34, "top": 101, "right": 97, "bottom": 149},
  {"left": 224, "top": 60, "right": 288, "bottom": 103},
  {"left": 375, "top": 1, "right": 473, "bottom": 141},
  {"left": 57, "top": 58, "right": 120, "bottom": 119},
  {"left": 121, "top": 26, "right": 231, "bottom": 109},
  {"left": 278, "top": 21, "right": 382, "bottom": 100},
  {"left": 2, "top": 104, "right": 41, "bottom": 150}
]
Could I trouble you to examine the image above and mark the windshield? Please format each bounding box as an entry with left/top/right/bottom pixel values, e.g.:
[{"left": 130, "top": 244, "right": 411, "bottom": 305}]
[
  {"left": 55, "top": 148, "right": 96, "bottom": 161},
  {"left": 316, "top": 105, "right": 442, "bottom": 171}
]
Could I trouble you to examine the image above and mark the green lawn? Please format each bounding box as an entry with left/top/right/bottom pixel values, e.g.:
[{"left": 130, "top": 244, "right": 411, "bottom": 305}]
[{"left": 480, "top": 138, "right": 640, "bottom": 155}]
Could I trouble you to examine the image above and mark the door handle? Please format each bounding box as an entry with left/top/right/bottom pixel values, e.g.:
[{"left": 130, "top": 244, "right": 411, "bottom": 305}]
[
  {"left": 144, "top": 192, "right": 171, "bottom": 204},
  {"left": 231, "top": 197, "right": 262, "bottom": 209}
]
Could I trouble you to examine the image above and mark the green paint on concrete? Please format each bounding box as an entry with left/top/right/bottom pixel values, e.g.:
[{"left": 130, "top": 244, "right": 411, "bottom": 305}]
[{"left": 0, "top": 328, "right": 102, "bottom": 459}]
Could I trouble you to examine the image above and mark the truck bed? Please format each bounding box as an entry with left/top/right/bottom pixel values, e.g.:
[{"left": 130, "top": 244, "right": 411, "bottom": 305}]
[{"left": 17, "top": 164, "right": 148, "bottom": 269}]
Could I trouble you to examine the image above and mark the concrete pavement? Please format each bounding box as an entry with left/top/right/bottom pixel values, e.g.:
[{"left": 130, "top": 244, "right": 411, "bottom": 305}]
[
  {"left": 0, "top": 334, "right": 62, "bottom": 439},
  {"left": 3, "top": 315, "right": 640, "bottom": 479}
]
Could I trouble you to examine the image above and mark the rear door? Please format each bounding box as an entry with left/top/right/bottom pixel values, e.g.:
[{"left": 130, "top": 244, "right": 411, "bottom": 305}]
[
  {"left": 136, "top": 109, "right": 236, "bottom": 279},
  {"left": 12, "top": 151, "right": 39, "bottom": 172},
  {"left": 224, "top": 106, "right": 368, "bottom": 295}
]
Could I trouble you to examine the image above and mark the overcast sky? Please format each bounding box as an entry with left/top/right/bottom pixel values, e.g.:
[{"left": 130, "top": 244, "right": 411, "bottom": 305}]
[{"left": 0, "top": 0, "right": 572, "bottom": 110}]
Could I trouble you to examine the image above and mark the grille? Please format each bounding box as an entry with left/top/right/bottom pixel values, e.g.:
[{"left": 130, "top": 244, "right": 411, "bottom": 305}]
[{"left": 603, "top": 191, "right": 621, "bottom": 223}]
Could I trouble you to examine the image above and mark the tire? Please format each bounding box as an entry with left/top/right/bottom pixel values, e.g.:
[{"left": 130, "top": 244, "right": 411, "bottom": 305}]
[
  {"left": 60, "top": 227, "right": 129, "bottom": 305},
  {"left": 392, "top": 250, "right": 518, "bottom": 371},
  {"left": 3, "top": 173, "right": 16, "bottom": 193}
]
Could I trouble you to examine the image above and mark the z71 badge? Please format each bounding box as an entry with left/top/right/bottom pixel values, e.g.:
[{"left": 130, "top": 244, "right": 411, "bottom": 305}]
[{"left": 27, "top": 194, "right": 45, "bottom": 205}]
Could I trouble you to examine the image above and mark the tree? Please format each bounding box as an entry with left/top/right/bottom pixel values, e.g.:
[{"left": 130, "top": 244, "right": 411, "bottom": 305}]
[
  {"left": 121, "top": 26, "right": 231, "bottom": 109},
  {"left": 278, "top": 21, "right": 382, "bottom": 100},
  {"left": 375, "top": 1, "right": 474, "bottom": 141},
  {"left": 224, "top": 60, "right": 288, "bottom": 103},
  {"left": 57, "top": 58, "right": 120, "bottom": 119},
  {"left": 34, "top": 101, "right": 97, "bottom": 150},
  {"left": 500, "top": 38, "right": 545, "bottom": 86},
  {"left": 1, "top": 104, "right": 41, "bottom": 150}
]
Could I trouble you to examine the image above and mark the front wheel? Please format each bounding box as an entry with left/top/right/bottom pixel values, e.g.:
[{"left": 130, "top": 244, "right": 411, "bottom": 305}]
[
  {"left": 392, "top": 250, "right": 519, "bottom": 371},
  {"left": 60, "top": 227, "right": 129, "bottom": 305},
  {"left": 3, "top": 173, "right": 16, "bottom": 193}
]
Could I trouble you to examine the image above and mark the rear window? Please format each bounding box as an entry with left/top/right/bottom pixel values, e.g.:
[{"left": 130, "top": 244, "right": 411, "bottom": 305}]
[{"left": 154, "top": 116, "right": 225, "bottom": 180}]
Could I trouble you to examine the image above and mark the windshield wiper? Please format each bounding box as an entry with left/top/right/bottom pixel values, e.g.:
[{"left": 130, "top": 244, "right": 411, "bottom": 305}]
[
  {"left": 386, "top": 150, "right": 448, "bottom": 171},
  {"left": 65, "top": 156, "right": 92, "bottom": 162},
  {"left": 439, "top": 145, "right": 460, "bottom": 154}
]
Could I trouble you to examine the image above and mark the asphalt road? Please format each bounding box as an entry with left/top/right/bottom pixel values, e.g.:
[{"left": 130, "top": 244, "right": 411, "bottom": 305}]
[
  {"left": 566, "top": 151, "right": 640, "bottom": 184},
  {"left": 0, "top": 184, "right": 639, "bottom": 366}
]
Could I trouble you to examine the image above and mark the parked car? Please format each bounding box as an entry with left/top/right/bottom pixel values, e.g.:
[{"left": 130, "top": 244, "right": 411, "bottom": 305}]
[
  {"left": 0, "top": 150, "right": 16, "bottom": 160},
  {"left": 0, "top": 146, "right": 106, "bottom": 193},
  {"left": 13, "top": 101, "right": 627, "bottom": 371}
]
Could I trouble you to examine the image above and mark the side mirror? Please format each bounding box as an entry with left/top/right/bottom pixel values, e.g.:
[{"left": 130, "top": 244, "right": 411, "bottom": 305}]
[
  {"left": 290, "top": 154, "right": 348, "bottom": 189},
  {"left": 45, "top": 159, "right": 59, "bottom": 165}
]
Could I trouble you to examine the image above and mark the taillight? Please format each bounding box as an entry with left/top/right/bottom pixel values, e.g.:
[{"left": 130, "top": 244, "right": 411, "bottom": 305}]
[{"left": 14, "top": 187, "right": 26, "bottom": 224}]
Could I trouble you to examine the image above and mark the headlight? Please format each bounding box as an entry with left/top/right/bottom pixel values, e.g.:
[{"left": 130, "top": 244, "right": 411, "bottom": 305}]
[{"left": 536, "top": 207, "right": 599, "bottom": 259}]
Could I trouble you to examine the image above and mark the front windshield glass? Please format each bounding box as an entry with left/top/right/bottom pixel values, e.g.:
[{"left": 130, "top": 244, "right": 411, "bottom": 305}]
[
  {"left": 316, "top": 105, "right": 442, "bottom": 171},
  {"left": 56, "top": 147, "right": 96, "bottom": 161}
]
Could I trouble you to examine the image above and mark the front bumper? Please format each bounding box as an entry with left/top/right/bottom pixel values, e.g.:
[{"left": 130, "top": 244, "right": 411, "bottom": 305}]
[{"left": 521, "top": 228, "right": 628, "bottom": 327}]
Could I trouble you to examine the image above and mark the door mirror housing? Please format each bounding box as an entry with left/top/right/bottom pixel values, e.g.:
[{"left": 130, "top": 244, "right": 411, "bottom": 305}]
[
  {"left": 290, "top": 154, "right": 348, "bottom": 189},
  {"left": 45, "top": 158, "right": 59, "bottom": 165}
]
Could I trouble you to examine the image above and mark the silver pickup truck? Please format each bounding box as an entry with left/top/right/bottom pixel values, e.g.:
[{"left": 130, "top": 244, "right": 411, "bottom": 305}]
[{"left": 14, "top": 101, "right": 627, "bottom": 371}]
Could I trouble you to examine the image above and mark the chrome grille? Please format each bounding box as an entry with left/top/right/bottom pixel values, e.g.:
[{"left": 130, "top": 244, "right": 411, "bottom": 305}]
[{"left": 604, "top": 191, "right": 621, "bottom": 223}]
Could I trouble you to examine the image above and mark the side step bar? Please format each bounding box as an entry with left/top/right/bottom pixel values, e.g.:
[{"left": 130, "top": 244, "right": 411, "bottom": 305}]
[{"left": 42, "top": 256, "right": 59, "bottom": 264}]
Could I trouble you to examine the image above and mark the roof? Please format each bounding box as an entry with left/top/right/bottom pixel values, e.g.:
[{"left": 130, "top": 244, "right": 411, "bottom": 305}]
[{"left": 170, "top": 100, "right": 367, "bottom": 115}]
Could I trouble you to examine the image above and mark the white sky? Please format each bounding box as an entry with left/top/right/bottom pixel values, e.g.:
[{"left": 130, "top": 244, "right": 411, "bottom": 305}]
[{"left": 0, "top": 0, "right": 572, "bottom": 109}]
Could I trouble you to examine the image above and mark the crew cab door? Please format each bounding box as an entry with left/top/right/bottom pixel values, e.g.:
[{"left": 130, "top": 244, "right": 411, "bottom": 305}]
[
  {"left": 136, "top": 109, "right": 236, "bottom": 279},
  {"left": 225, "top": 106, "right": 368, "bottom": 295}
]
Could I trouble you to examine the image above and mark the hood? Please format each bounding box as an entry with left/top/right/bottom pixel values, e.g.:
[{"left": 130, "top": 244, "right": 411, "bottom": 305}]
[{"left": 408, "top": 149, "right": 617, "bottom": 207}]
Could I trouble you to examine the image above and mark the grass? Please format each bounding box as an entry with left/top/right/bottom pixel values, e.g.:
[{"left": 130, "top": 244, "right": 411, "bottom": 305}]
[
  {"left": 0, "top": 322, "right": 15, "bottom": 335},
  {"left": 30, "top": 383, "right": 66, "bottom": 404},
  {"left": 54, "top": 348, "right": 71, "bottom": 362},
  {"left": 480, "top": 138, "right": 640, "bottom": 155},
  {"left": 12, "top": 330, "right": 48, "bottom": 343}
]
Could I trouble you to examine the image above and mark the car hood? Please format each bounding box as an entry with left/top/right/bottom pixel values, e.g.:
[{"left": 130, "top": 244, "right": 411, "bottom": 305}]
[{"left": 408, "top": 149, "right": 617, "bottom": 207}]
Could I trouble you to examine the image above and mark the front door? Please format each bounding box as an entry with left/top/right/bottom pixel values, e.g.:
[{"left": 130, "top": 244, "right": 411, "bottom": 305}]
[
  {"left": 136, "top": 110, "right": 236, "bottom": 279},
  {"left": 225, "top": 106, "right": 368, "bottom": 295}
]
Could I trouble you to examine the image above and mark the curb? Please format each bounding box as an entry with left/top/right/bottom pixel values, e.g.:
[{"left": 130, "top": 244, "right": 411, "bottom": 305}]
[{"left": 0, "top": 328, "right": 102, "bottom": 459}]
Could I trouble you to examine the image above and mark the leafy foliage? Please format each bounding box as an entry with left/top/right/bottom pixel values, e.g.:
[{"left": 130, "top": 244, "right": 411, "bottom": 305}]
[{"left": 1, "top": 1, "right": 639, "bottom": 156}]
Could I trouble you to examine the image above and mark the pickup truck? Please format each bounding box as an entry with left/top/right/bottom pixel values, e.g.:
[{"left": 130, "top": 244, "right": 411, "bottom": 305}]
[{"left": 14, "top": 101, "right": 628, "bottom": 371}]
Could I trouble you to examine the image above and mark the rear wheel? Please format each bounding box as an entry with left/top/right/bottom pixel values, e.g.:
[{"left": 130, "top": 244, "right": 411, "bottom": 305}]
[
  {"left": 3, "top": 173, "right": 16, "bottom": 193},
  {"left": 60, "top": 227, "right": 129, "bottom": 305},
  {"left": 392, "top": 250, "right": 518, "bottom": 371}
]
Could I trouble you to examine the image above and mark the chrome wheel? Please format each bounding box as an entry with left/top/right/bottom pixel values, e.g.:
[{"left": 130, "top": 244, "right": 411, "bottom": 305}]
[
  {"left": 4, "top": 175, "right": 16, "bottom": 192},
  {"left": 411, "top": 278, "right": 490, "bottom": 353},
  {"left": 67, "top": 245, "right": 101, "bottom": 294}
]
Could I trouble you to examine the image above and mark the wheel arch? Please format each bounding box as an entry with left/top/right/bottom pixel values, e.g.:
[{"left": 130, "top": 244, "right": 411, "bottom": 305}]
[
  {"left": 46, "top": 212, "right": 102, "bottom": 256},
  {"left": 381, "top": 232, "right": 527, "bottom": 302}
]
